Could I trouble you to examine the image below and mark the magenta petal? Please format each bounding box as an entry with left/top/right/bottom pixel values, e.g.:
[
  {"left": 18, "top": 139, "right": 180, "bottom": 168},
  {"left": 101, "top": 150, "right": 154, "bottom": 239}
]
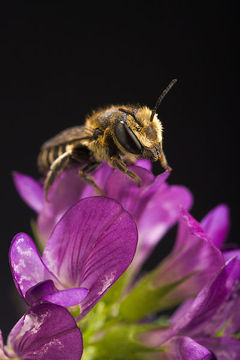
[
  {"left": 0, "top": 331, "right": 3, "bottom": 351},
  {"left": 37, "top": 165, "right": 87, "bottom": 244},
  {"left": 25, "top": 280, "right": 88, "bottom": 307},
  {"left": 13, "top": 172, "right": 44, "bottom": 213},
  {"left": 42, "top": 197, "right": 138, "bottom": 318},
  {"left": 173, "top": 208, "right": 207, "bottom": 253},
  {"left": 37, "top": 164, "right": 112, "bottom": 244},
  {"left": 9, "top": 233, "right": 54, "bottom": 298},
  {"left": 196, "top": 337, "right": 240, "bottom": 360},
  {"left": 171, "top": 258, "right": 240, "bottom": 339},
  {"left": 138, "top": 183, "right": 193, "bottom": 243},
  {"left": 0, "top": 330, "right": 7, "bottom": 359},
  {"left": 141, "top": 244, "right": 235, "bottom": 349},
  {"left": 25, "top": 280, "right": 58, "bottom": 306},
  {"left": 160, "top": 336, "right": 213, "bottom": 360},
  {"left": 106, "top": 166, "right": 192, "bottom": 272},
  {"left": 201, "top": 204, "right": 230, "bottom": 248},
  {"left": 43, "top": 287, "right": 88, "bottom": 307},
  {"left": 170, "top": 298, "right": 195, "bottom": 324},
  {"left": 46, "top": 165, "right": 86, "bottom": 203},
  {"left": 135, "top": 184, "right": 193, "bottom": 270},
  {"left": 223, "top": 249, "right": 240, "bottom": 262},
  {"left": 151, "top": 209, "right": 224, "bottom": 304},
  {"left": 135, "top": 159, "right": 152, "bottom": 171},
  {"left": 141, "top": 170, "right": 170, "bottom": 199},
  {"left": 7, "top": 303, "right": 83, "bottom": 360},
  {"left": 105, "top": 165, "right": 155, "bottom": 216}
]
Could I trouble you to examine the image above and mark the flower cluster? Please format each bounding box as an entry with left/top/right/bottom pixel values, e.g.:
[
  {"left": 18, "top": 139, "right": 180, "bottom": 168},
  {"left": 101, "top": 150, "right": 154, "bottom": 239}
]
[{"left": 1, "top": 161, "right": 239, "bottom": 359}]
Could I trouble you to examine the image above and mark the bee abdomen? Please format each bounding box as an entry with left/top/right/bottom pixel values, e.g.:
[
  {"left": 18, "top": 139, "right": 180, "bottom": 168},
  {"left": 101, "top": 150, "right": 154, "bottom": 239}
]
[{"left": 37, "top": 144, "right": 66, "bottom": 173}]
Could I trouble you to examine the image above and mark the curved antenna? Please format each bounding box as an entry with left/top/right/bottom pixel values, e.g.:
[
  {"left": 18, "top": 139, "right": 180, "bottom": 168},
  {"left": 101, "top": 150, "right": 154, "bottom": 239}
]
[
  {"left": 150, "top": 79, "right": 177, "bottom": 122},
  {"left": 118, "top": 108, "right": 142, "bottom": 126}
]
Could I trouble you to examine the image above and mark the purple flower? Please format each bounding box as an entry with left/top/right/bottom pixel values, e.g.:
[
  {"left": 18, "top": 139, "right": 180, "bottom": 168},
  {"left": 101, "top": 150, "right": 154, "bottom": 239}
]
[
  {"left": 11, "top": 161, "right": 240, "bottom": 359},
  {"left": 201, "top": 204, "right": 240, "bottom": 262},
  {"left": 116, "top": 204, "right": 237, "bottom": 359},
  {"left": 9, "top": 197, "right": 138, "bottom": 319},
  {"left": 13, "top": 161, "right": 192, "bottom": 272},
  {"left": 0, "top": 302, "right": 83, "bottom": 360},
  {"left": 200, "top": 204, "right": 230, "bottom": 249},
  {"left": 140, "top": 258, "right": 240, "bottom": 359},
  {"left": 119, "top": 208, "right": 224, "bottom": 322},
  {"left": 153, "top": 336, "right": 213, "bottom": 360},
  {"left": 152, "top": 208, "right": 224, "bottom": 301}
]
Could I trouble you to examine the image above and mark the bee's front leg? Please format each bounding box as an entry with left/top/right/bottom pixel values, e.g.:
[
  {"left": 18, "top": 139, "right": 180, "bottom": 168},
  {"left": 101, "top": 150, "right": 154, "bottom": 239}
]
[{"left": 109, "top": 157, "right": 142, "bottom": 186}]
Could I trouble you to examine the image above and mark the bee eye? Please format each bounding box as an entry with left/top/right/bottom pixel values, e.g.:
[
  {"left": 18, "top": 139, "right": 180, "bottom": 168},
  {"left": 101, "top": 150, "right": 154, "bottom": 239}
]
[{"left": 115, "top": 120, "right": 143, "bottom": 154}]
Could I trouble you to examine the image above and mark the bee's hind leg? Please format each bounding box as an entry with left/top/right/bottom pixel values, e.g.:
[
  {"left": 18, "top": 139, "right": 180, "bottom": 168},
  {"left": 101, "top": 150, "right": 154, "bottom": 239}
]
[
  {"left": 78, "top": 162, "right": 104, "bottom": 195},
  {"left": 44, "top": 152, "right": 71, "bottom": 201}
]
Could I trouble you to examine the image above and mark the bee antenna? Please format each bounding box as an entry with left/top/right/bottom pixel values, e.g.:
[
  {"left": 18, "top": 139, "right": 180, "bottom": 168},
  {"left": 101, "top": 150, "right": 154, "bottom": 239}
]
[
  {"left": 150, "top": 79, "right": 178, "bottom": 122},
  {"left": 118, "top": 108, "right": 142, "bottom": 126}
]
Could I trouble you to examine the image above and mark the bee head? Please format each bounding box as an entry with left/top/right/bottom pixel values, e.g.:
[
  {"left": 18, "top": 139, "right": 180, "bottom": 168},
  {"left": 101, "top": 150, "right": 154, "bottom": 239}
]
[
  {"left": 113, "top": 80, "right": 176, "bottom": 167},
  {"left": 114, "top": 79, "right": 177, "bottom": 153},
  {"left": 114, "top": 108, "right": 143, "bottom": 155},
  {"left": 115, "top": 107, "right": 162, "bottom": 159}
]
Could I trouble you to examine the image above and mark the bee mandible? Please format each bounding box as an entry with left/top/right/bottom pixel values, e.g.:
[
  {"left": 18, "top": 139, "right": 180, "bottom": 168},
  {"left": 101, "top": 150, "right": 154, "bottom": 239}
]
[{"left": 37, "top": 79, "right": 177, "bottom": 199}]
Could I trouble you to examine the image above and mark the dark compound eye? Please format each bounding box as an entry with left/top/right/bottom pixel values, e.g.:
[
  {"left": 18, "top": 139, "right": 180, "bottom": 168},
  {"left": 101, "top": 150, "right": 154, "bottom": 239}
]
[{"left": 115, "top": 120, "right": 143, "bottom": 154}]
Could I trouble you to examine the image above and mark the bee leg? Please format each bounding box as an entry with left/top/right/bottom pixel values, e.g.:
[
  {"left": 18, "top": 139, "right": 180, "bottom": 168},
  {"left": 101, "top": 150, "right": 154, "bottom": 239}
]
[
  {"left": 109, "top": 157, "right": 142, "bottom": 187},
  {"left": 44, "top": 152, "right": 71, "bottom": 201},
  {"left": 159, "top": 150, "right": 172, "bottom": 172},
  {"left": 78, "top": 162, "right": 104, "bottom": 195}
]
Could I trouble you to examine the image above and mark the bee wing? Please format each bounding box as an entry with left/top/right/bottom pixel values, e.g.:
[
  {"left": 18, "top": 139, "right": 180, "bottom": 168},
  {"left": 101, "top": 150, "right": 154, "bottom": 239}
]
[{"left": 41, "top": 126, "right": 92, "bottom": 149}]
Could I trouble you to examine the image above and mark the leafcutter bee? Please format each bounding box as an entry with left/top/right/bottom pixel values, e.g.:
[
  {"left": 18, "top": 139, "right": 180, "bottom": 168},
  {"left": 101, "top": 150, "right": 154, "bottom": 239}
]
[{"left": 38, "top": 79, "right": 177, "bottom": 199}]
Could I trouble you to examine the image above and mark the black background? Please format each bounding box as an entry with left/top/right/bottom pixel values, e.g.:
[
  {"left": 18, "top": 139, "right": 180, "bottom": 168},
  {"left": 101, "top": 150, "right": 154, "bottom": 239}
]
[{"left": 0, "top": 1, "right": 239, "bottom": 338}]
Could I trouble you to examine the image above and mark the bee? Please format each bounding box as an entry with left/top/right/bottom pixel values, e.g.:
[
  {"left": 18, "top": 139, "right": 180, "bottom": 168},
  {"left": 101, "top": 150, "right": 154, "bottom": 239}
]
[{"left": 38, "top": 79, "right": 177, "bottom": 199}]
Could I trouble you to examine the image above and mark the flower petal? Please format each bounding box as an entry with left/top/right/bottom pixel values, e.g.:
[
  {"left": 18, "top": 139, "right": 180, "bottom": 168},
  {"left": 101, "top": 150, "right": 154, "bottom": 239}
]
[
  {"left": 201, "top": 204, "right": 230, "bottom": 248},
  {"left": 141, "top": 170, "right": 170, "bottom": 199},
  {"left": 25, "top": 280, "right": 59, "bottom": 306},
  {"left": 223, "top": 249, "right": 240, "bottom": 262},
  {"left": 42, "top": 197, "right": 138, "bottom": 318},
  {"left": 173, "top": 208, "right": 207, "bottom": 253},
  {"left": 37, "top": 163, "right": 113, "bottom": 244},
  {"left": 159, "top": 336, "right": 213, "bottom": 360},
  {"left": 169, "top": 298, "right": 195, "bottom": 324},
  {"left": 7, "top": 303, "right": 83, "bottom": 360},
  {"left": 153, "top": 209, "right": 224, "bottom": 298},
  {"left": 196, "top": 337, "right": 240, "bottom": 360},
  {"left": 139, "top": 258, "right": 240, "bottom": 348},
  {"left": 105, "top": 165, "right": 155, "bottom": 216},
  {"left": 175, "top": 257, "right": 240, "bottom": 338},
  {"left": 0, "top": 331, "right": 8, "bottom": 359},
  {"left": 135, "top": 182, "right": 193, "bottom": 271},
  {"left": 43, "top": 287, "right": 88, "bottom": 307},
  {"left": 119, "top": 211, "right": 224, "bottom": 322},
  {"left": 153, "top": 257, "right": 240, "bottom": 347},
  {"left": 9, "top": 233, "right": 55, "bottom": 298},
  {"left": 37, "top": 165, "right": 87, "bottom": 244},
  {"left": 13, "top": 172, "right": 44, "bottom": 213},
  {"left": 0, "top": 331, "right": 3, "bottom": 351},
  {"left": 24, "top": 279, "right": 88, "bottom": 307},
  {"left": 135, "top": 159, "right": 152, "bottom": 171},
  {"left": 106, "top": 166, "right": 193, "bottom": 272}
]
